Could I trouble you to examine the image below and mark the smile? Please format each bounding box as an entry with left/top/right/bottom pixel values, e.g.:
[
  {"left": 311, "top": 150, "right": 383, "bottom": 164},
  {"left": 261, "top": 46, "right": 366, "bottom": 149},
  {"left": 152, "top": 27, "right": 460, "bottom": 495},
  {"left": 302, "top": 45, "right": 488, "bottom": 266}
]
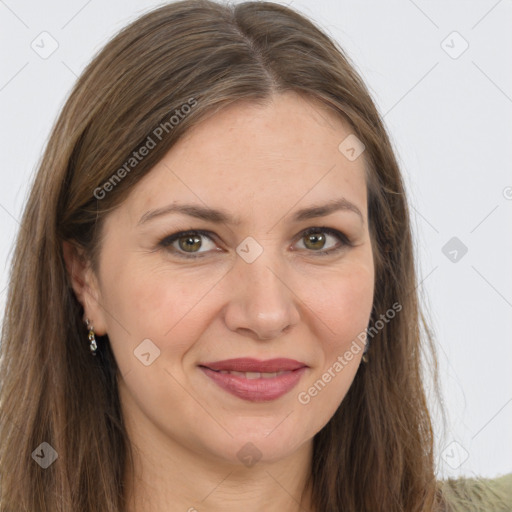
[{"left": 198, "top": 358, "right": 308, "bottom": 402}]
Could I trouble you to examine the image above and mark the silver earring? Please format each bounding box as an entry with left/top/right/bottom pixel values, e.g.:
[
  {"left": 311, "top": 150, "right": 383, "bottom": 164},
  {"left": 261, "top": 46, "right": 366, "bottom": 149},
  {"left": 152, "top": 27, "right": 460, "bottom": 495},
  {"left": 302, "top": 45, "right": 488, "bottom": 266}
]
[
  {"left": 362, "top": 341, "right": 370, "bottom": 363},
  {"left": 85, "top": 318, "right": 98, "bottom": 356}
]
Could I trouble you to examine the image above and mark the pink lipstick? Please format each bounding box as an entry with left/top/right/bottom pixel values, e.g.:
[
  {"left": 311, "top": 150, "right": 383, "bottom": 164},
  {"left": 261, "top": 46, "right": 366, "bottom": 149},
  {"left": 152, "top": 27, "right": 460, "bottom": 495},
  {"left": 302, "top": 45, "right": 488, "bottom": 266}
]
[{"left": 199, "top": 358, "right": 308, "bottom": 402}]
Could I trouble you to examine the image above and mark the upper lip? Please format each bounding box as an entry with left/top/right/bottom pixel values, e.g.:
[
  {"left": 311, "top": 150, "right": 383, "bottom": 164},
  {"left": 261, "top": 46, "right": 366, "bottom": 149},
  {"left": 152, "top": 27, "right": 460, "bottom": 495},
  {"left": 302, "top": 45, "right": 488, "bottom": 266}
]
[{"left": 199, "top": 358, "right": 308, "bottom": 373}]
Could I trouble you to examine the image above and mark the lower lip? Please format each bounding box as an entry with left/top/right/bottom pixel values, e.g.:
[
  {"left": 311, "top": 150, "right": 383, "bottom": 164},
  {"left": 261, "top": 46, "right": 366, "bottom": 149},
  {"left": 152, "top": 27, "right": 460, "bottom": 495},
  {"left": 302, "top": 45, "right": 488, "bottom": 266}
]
[{"left": 199, "top": 366, "right": 307, "bottom": 402}]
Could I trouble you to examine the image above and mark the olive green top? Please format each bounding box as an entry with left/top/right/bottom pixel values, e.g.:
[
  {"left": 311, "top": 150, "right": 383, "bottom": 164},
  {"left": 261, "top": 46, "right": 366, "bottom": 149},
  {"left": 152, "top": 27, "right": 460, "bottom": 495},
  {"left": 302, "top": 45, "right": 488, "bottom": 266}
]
[{"left": 440, "top": 473, "right": 512, "bottom": 511}]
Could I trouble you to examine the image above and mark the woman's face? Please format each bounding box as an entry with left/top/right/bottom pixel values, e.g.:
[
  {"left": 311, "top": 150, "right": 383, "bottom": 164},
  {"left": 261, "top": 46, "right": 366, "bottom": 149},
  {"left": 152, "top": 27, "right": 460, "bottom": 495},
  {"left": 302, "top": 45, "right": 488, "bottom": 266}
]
[{"left": 87, "top": 92, "right": 374, "bottom": 466}]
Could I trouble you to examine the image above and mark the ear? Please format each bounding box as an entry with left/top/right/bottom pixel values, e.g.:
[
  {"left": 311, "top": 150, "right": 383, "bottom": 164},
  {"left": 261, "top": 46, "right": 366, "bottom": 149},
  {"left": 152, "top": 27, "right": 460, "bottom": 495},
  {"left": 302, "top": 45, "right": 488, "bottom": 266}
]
[{"left": 62, "top": 241, "right": 108, "bottom": 336}]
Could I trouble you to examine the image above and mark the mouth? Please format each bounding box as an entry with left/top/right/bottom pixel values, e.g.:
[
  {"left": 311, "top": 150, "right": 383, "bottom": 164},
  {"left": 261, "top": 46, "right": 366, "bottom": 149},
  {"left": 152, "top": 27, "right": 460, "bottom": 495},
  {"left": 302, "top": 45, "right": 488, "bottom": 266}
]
[
  {"left": 201, "top": 369, "right": 293, "bottom": 379},
  {"left": 198, "top": 358, "right": 308, "bottom": 402},
  {"left": 199, "top": 357, "right": 308, "bottom": 373}
]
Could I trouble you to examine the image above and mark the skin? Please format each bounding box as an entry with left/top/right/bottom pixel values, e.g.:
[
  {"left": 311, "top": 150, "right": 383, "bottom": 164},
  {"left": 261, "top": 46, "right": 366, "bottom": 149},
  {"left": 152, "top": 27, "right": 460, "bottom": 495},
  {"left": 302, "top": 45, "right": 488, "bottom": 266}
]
[{"left": 64, "top": 91, "right": 375, "bottom": 512}]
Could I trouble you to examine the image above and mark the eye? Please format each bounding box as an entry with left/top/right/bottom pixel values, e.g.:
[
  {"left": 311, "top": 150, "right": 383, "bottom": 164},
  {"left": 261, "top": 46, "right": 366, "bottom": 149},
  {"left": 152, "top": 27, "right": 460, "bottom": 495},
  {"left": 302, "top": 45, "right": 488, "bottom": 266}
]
[
  {"left": 294, "top": 227, "right": 352, "bottom": 255},
  {"left": 159, "top": 230, "right": 219, "bottom": 258},
  {"left": 158, "top": 227, "right": 352, "bottom": 259}
]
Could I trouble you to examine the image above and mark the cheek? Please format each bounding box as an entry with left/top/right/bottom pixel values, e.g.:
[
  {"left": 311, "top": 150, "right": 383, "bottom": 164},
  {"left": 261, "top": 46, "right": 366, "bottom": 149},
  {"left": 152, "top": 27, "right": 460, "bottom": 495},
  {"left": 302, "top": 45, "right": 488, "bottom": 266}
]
[
  {"left": 302, "top": 259, "right": 374, "bottom": 345},
  {"left": 294, "top": 262, "right": 373, "bottom": 429},
  {"left": 100, "top": 257, "right": 223, "bottom": 352}
]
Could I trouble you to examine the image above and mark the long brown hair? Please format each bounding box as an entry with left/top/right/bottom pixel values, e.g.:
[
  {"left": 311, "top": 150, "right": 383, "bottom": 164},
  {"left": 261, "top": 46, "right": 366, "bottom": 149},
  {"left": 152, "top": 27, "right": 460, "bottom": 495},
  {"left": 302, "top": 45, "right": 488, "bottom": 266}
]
[{"left": 0, "top": 1, "right": 446, "bottom": 510}]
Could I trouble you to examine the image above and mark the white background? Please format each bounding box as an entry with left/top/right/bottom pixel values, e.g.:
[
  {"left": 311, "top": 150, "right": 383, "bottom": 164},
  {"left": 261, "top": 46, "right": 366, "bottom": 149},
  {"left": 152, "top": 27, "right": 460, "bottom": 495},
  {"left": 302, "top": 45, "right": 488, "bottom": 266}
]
[{"left": 0, "top": 0, "right": 511, "bottom": 480}]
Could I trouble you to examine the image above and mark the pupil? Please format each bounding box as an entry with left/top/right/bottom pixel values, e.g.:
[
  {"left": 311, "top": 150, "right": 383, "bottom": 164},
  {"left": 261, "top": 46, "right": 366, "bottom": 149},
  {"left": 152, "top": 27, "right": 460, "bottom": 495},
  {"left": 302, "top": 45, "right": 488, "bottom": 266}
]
[
  {"left": 177, "top": 233, "right": 327, "bottom": 253},
  {"left": 306, "top": 233, "right": 325, "bottom": 250},
  {"left": 180, "top": 235, "right": 201, "bottom": 252}
]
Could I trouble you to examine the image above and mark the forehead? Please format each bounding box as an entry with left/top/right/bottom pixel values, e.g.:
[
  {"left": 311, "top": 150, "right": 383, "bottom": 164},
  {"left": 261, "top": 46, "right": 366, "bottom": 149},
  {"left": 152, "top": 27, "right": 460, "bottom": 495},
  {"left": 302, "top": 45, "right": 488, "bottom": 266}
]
[{"left": 122, "top": 92, "right": 368, "bottom": 226}]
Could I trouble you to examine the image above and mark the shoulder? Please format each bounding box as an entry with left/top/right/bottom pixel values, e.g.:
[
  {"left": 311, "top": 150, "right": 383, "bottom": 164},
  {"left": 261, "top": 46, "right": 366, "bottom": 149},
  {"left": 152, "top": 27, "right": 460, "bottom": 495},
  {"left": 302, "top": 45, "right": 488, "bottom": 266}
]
[{"left": 439, "top": 472, "right": 512, "bottom": 512}]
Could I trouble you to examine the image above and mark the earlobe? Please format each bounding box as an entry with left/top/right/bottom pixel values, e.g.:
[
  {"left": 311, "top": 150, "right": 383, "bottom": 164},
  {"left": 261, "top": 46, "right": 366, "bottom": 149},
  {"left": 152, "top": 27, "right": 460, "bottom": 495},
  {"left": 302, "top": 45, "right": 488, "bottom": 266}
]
[{"left": 62, "top": 241, "right": 108, "bottom": 336}]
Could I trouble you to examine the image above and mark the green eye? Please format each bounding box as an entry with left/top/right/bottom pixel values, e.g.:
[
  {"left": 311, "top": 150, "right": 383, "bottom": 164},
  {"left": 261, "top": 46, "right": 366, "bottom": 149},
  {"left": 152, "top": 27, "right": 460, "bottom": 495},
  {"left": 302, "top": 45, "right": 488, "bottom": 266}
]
[
  {"left": 177, "top": 234, "right": 203, "bottom": 253},
  {"left": 303, "top": 232, "right": 327, "bottom": 250},
  {"left": 295, "top": 227, "right": 352, "bottom": 255},
  {"left": 160, "top": 230, "right": 217, "bottom": 258},
  {"left": 159, "top": 227, "right": 352, "bottom": 259}
]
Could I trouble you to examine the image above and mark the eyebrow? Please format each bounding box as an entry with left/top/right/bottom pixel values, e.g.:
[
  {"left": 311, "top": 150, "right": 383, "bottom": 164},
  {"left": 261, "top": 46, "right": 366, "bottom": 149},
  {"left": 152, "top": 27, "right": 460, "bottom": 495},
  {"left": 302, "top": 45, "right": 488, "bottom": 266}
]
[{"left": 137, "top": 197, "right": 364, "bottom": 226}]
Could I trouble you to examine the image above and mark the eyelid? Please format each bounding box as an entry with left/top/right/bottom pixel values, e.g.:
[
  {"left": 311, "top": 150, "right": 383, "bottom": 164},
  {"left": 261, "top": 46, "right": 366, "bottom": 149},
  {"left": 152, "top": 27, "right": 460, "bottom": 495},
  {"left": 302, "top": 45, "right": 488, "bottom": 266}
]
[
  {"left": 298, "top": 226, "right": 352, "bottom": 246},
  {"left": 158, "top": 227, "right": 352, "bottom": 258},
  {"left": 159, "top": 229, "right": 219, "bottom": 258},
  {"left": 292, "top": 226, "right": 353, "bottom": 255}
]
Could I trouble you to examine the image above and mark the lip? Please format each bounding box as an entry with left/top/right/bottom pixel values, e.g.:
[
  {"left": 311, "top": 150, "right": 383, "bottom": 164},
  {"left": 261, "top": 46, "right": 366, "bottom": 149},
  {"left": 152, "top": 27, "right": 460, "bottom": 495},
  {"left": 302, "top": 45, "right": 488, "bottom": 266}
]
[
  {"left": 198, "top": 358, "right": 308, "bottom": 402},
  {"left": 199, "top": 358, "right": 307, "bottom": 373}
]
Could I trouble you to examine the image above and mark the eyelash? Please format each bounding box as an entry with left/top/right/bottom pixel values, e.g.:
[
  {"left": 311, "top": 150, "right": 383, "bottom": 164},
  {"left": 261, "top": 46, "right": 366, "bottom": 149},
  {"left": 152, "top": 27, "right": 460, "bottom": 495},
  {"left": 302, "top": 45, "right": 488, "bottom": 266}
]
[{"left": 158, "top": 227, "right": 353, "bottom": 259}]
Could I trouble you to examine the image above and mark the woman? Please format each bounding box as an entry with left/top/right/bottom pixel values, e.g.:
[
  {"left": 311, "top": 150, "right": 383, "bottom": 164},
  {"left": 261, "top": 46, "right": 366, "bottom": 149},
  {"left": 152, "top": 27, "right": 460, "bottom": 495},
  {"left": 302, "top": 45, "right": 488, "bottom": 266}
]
[{"left": 0, "top": 1, "right": 510, "bottom": 511}]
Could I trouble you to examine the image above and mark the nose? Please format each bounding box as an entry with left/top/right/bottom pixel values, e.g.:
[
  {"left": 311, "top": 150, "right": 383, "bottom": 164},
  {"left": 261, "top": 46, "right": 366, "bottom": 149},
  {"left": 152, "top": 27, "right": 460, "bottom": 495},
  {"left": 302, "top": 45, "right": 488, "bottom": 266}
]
[{"left": 223, "top": 253, "right": 301, "bottom": 341}]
